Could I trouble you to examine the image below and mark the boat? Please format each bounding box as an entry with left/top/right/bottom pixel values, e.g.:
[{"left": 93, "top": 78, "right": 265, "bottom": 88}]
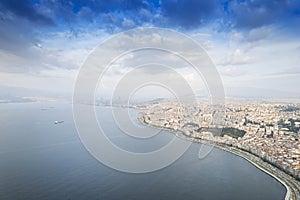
[{"left": 54, "top": 120, "right": 64, "bottom": 124}]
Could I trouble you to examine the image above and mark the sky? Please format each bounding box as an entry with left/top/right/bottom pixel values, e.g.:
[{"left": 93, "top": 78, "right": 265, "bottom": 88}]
[{"left": 0, "top": 0, "right": 300, "bottom": 100}]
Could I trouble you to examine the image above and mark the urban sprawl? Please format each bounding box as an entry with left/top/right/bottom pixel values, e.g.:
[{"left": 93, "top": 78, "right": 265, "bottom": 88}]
[{"left": 138, "top": 101, "right": 300, "bottom": 181}]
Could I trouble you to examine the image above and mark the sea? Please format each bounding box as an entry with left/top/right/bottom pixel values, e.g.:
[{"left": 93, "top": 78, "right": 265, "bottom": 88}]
[{"left": 0, "top": 102, "right": 286, "bottom": 200}]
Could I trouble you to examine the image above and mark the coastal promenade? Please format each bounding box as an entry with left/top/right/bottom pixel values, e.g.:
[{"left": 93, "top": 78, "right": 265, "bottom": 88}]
[
  {"left": 215, "top": 143, "right": 300, "bottom": 200},
  {"left": 138, "top": 118, "right": 300, "bottom": 200}
]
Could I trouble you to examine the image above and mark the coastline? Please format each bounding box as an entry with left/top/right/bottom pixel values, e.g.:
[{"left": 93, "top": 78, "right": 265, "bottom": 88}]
[
  {"left": 214, "top": 144, "right": 292, "bottom": 200},
  {"left": 138, "top": 117, "right": 300, "bottom": 200}
]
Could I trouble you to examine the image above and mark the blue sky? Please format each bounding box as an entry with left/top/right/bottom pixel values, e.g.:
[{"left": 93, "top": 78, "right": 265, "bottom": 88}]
[{"left": 0, "top": 0, "right": 300, "bottom": 99}]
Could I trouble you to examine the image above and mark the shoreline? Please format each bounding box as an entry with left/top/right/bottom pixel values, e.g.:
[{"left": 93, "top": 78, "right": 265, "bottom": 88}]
[
  {"left": 138, "top": 118, "right": 300, "bottom": 200},
  {"left": 214, "top": 144, "right": 292, "bottom": 200}
]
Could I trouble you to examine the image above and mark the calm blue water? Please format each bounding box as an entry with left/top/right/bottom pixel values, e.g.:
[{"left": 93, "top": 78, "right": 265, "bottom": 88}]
[{"left": 0, "top": 102, "right": 286, "bottom": 200}]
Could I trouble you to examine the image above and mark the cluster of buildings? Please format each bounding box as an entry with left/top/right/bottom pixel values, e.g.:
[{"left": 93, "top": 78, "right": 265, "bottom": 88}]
[{"left": 139, "top": 101, "right": 300, "bottom": 180}]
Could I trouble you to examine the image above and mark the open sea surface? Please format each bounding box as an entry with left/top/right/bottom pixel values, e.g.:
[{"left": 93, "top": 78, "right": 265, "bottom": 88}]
[{"left": 0, "top": 102, "right": 286, "bottom": 200}]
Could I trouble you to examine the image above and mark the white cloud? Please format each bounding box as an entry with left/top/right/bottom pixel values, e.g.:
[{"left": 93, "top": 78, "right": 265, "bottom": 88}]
[
  {"left": 218, "top": 48, "right": 253, "bottom": 66},
  {"left": 1, "top": 24, "right": 300, "bottom": 99},
  {"left": 246, "top": 26, "right": 274, "bottom": 42}
]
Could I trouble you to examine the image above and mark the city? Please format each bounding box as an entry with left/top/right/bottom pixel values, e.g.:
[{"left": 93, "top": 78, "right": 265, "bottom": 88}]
[
  {"left": 138, "top": 101, "right": 300, "bottom": 198},
  {"left": 1, "top": 0, "right": 300, "bottom": 199}
]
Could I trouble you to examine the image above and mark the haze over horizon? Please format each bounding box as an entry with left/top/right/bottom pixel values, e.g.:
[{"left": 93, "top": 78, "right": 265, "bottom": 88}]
[
  {"left": 1, "top": 2, "right": 300, "bottom": 199},
  {"left": 0, "top": 0, "right": 300, "bottom": 101}
]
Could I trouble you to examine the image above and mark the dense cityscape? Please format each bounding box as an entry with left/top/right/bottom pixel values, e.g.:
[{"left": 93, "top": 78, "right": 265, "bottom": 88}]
[
  {"left": 138, "top": 101, "right": 300, "bottom": 198},
  {"left": 1, "top": 0, "right": 300, "bottom": 199}
]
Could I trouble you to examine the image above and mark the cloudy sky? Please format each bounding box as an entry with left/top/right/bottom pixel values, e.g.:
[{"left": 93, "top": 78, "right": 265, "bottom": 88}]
[{"left": 0, "top": 0, "right": 300, "bottom": 100}]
